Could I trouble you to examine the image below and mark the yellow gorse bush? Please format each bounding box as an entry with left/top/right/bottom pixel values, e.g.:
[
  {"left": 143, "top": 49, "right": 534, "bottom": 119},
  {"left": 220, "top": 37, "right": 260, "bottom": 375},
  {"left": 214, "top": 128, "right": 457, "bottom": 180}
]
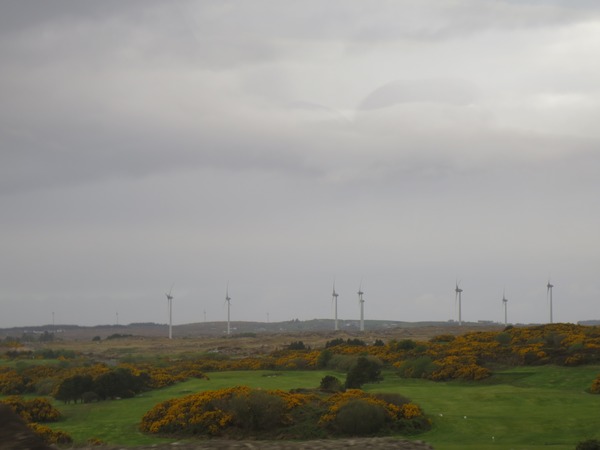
[
  {"left": 140, "top": 386, "right": 429, "bottom": 438},
  {"left": 141, "top": 386, "right": 295, "bottom": 435}
]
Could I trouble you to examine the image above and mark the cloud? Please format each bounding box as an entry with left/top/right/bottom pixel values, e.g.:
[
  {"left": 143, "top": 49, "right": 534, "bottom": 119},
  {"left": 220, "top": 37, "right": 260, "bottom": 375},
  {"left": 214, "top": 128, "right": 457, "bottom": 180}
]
[
  {"left": 358, "top": 78, "right": 479, "bottom": 110},
  {"left": 1, "top": 1, "right": 600, "bottom": 327}
]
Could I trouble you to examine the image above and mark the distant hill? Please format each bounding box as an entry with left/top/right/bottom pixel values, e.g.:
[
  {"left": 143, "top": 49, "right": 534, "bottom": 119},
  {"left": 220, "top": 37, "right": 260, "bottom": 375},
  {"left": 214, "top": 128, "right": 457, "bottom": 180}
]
[
  {"left": 0, "top": 318, "right": 505, "bottom": 340},
  {"left": 578, "top": 320, "right": 600, "bottom": 326}
]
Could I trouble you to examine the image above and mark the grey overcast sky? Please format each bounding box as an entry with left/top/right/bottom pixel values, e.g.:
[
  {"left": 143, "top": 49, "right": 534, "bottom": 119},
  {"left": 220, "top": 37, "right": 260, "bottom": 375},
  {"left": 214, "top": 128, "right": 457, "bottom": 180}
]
[{"left": 1, "top": 0, "right": 599, "bottom": 329}]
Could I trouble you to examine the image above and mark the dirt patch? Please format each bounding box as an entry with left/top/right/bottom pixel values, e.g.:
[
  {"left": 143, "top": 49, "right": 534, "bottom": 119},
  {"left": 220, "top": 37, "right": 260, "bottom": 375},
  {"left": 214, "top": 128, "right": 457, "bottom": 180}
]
[{"left": 80, "top": 438, "right": 434, "bottom": 450}]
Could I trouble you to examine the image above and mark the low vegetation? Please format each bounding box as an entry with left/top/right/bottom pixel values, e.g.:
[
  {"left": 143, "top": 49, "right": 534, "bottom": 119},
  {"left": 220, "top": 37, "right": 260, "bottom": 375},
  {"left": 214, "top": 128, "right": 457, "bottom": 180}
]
[
  {"left": 1, "top": 323, "right": 600, "bottom": 448},
  {"left": 140, "top": 386, "right": 429, "bottom": 439}
]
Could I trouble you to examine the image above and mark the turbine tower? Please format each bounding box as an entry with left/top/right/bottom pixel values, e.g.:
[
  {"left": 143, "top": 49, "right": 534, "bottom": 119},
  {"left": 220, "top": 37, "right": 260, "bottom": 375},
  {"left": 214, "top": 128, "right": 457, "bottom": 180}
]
[
  {"left": 332, "top": 281, "right": 339, "bottom": 331},
  {"left": 165, "top": 284, "right": 174, "bottom": 339},
  {"left": 455, "top": 281, "right": 463, "bottom": 326},
  {"left": 502, "top": 289, "right": 508, "bottom": 327},
  {"left": 357, "top": 282, "right": 365, "bottom": 332},
  {"left": 547, "top": 280, "right": 554, "bottom": 324},
  {"left": 225, "top": 283, "right": 232, "bottom": 335}
]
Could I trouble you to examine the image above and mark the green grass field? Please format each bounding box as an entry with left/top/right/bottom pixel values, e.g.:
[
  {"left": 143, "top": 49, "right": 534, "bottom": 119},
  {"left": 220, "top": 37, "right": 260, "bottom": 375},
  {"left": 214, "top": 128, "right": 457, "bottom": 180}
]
[
  {"left": 7, "top": 366, "right": 600, "bottom": 449},
  {"left": 369, "top": 365, "right": 600, "bottom": 450}
]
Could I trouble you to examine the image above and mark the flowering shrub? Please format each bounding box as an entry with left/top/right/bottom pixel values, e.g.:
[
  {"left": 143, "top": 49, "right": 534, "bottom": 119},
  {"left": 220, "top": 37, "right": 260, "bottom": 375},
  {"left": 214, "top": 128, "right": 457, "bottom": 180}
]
[
  {"left": 430, "top": 356, "right": 491, "bottom": 381},
  {"left": 27, "top": 423, "right": 73, "bottom": 445},
  {"left": 319, "top": 389, "right": 429, "bottom": 435},
  {"left": 0, "top": 367, "right": 27, "bottom": 395},
  {"left": 141, "top": 386, "right": 306, "bottom": 436},
  {"left": 1, "top": 396, "right": 71, "bottom": 445},
  {"left": 0, "top": 396, "right": 61, "bottom": 422},
  {"left": 3, "top": 323, "right": 599, "bottom": 398},
  {"left": 141, "top": 386, "right": 430, "bottom": 438}
]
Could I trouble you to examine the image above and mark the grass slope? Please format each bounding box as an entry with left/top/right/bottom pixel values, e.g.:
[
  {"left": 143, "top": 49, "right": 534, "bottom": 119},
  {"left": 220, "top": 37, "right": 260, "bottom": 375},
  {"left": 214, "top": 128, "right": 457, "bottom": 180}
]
[
  {"left": 53, "top": 370, "right": 337, "bottom": 445},
  {"left": 16, "top": 366, "right": 600, "bottom": 449},
  {"left": 368, "top": 365, "right": 600, "bottom": 450}
]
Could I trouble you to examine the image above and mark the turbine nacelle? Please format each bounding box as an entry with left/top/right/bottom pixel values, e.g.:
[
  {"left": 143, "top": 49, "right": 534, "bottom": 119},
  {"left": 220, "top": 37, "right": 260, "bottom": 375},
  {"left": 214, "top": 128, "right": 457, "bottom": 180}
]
[{"left": 454, "top": 281, "right": 463, "bottom": 326}]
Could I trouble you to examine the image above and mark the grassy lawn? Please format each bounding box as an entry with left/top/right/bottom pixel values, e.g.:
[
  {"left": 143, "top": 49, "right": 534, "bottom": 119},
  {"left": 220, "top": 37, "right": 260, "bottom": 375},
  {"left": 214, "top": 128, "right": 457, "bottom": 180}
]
[
  {"left": 5, "top": 366, "right": 600, "bottom": 449},
  {"left": 52, "top": 370, "right": 340, "bottom": 445},
  {"left": 367, "top": 365, "right": 600, "bottom": 450}
]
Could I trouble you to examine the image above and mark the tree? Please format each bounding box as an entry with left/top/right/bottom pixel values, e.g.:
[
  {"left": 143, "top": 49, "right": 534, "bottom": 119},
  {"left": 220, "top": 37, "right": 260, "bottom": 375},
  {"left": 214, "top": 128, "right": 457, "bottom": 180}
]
[
  {"left": 319, "top": 375, "right": 343, "bottom": 392},
  {"left": 344, "top": 356, "right": 383, "bottom": 389},
  {"left": 54, "top": 375, "right": 93, "bottom": 404},
  {"left": 316, "top": 349, "right": 333, "bottom": 369},
  {"left": 287, "top": 341, "right": 307, "bottom": 350},
  {"left": 93, "top": 368, "right": 146, "bottom": 400}
]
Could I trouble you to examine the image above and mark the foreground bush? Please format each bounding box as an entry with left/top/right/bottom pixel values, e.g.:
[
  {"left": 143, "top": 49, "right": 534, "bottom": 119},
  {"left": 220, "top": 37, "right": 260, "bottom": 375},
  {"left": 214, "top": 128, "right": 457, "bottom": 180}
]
[
  {"left": 0, "top": 397, "right": 72, "bottom": 445},
  {"left": 319, "top": 389, "right": 430, "bottom": 435},
  {"left": 27, "top": 423, "right": 73, "bottom": 445},
  {"left": 141, "top": 386, "right": 430, "bottom": 438},
  {"left": 333, "top": 399, "right": 386, "bottom": 435},
  {"left": 0, "top": 396, "right": 61, "bottom": 422},
  {"left": 140, "top": 386, "right": 314, "bottom": 436},
  {"left": 577, "top": 439, "right": 600, "bottom": 450}
]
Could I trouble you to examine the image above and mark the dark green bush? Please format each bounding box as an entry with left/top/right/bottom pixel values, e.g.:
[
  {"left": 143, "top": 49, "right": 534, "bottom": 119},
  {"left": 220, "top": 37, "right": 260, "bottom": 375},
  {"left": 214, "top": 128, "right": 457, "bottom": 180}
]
[
  {"left": 327, "top": 354, "right": 356, "bottom": 372},
  {"left": 317, "top": 349, "right": 333, "bottom": 368},
  {"left": 395, "top": 339, "right": 417, "bottom": 350},
  {"left": 397, "top": 356, "right": 435, "bottom": 379},
  {"left": 319, "top": 375, "right": 343, "bottom": 393},
  {"left": 345, "top": 356, "right": 383, "bottom": 389},
  {"left": 325, "top": 338, "right": 345, "bottom": 348},
  {"left": 334, "top": 399, "right": 386, "bottom": 435},
  {"left": 54, "top": 375, "right": 93, "bottom": 404},
  {"left": 495, "top": 332, "right": 511, "bottom": 345},
  {"left": 287, "top": 341, "right": 307, "bottom": 350},
  {"left": 230, "top": 390, "right": 286, "bottom": 431}
]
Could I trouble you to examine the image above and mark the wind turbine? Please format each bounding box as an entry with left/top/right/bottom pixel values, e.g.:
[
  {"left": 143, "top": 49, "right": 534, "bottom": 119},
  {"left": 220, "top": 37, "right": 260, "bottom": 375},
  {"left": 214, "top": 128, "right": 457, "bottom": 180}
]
[
  {"left": 165, "top": 283, "right": 174, "bottom": 339},
  {"left": 502, "top": 289, "right": 508, "bottom": 327},
  {"left": 225, "top": 283, "right": 231, "bottom": 335},
  {"left": 547, "top": 280, "right": 554, "bottom": 324},
  {"left": 332, "top": 281, "right": 339, "bottom": 331},
  {"left": 357, "top": 282, "right": 365, "bottom": 332},
  {"left": 455, "top": 281, "right": 463, "bottom": 326}
]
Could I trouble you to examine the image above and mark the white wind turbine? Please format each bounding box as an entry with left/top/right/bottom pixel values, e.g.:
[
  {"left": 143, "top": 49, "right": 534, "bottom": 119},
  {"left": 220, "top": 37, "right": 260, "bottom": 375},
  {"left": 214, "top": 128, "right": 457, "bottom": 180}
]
[
  {"left": 502, "top": 289, "right": 508, "bottom": 327},
  {"left": 357, "top": 282, "right": 365, "bottom": 332},
  {"left": 332, "top": 281, "right": 339, "bottom": 331},
  {"left": 455, "top": 281, "right": 463, "bottom": 326},
  {"left": 165, "top": 283, "right": 174, "bottom": 339},
  {"left": 547, "top": 280, "right": 554, "bottom": 324},
  {"left": 225, "top": 283, "right": 232, "bottom": 335}
]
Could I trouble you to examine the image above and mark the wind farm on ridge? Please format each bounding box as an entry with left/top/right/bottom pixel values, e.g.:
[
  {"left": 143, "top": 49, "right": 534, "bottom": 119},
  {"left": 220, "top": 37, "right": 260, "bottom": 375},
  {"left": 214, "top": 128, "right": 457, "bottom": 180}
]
[{"left": 157, "top": 278, "right": 564, "bottom": 339}]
